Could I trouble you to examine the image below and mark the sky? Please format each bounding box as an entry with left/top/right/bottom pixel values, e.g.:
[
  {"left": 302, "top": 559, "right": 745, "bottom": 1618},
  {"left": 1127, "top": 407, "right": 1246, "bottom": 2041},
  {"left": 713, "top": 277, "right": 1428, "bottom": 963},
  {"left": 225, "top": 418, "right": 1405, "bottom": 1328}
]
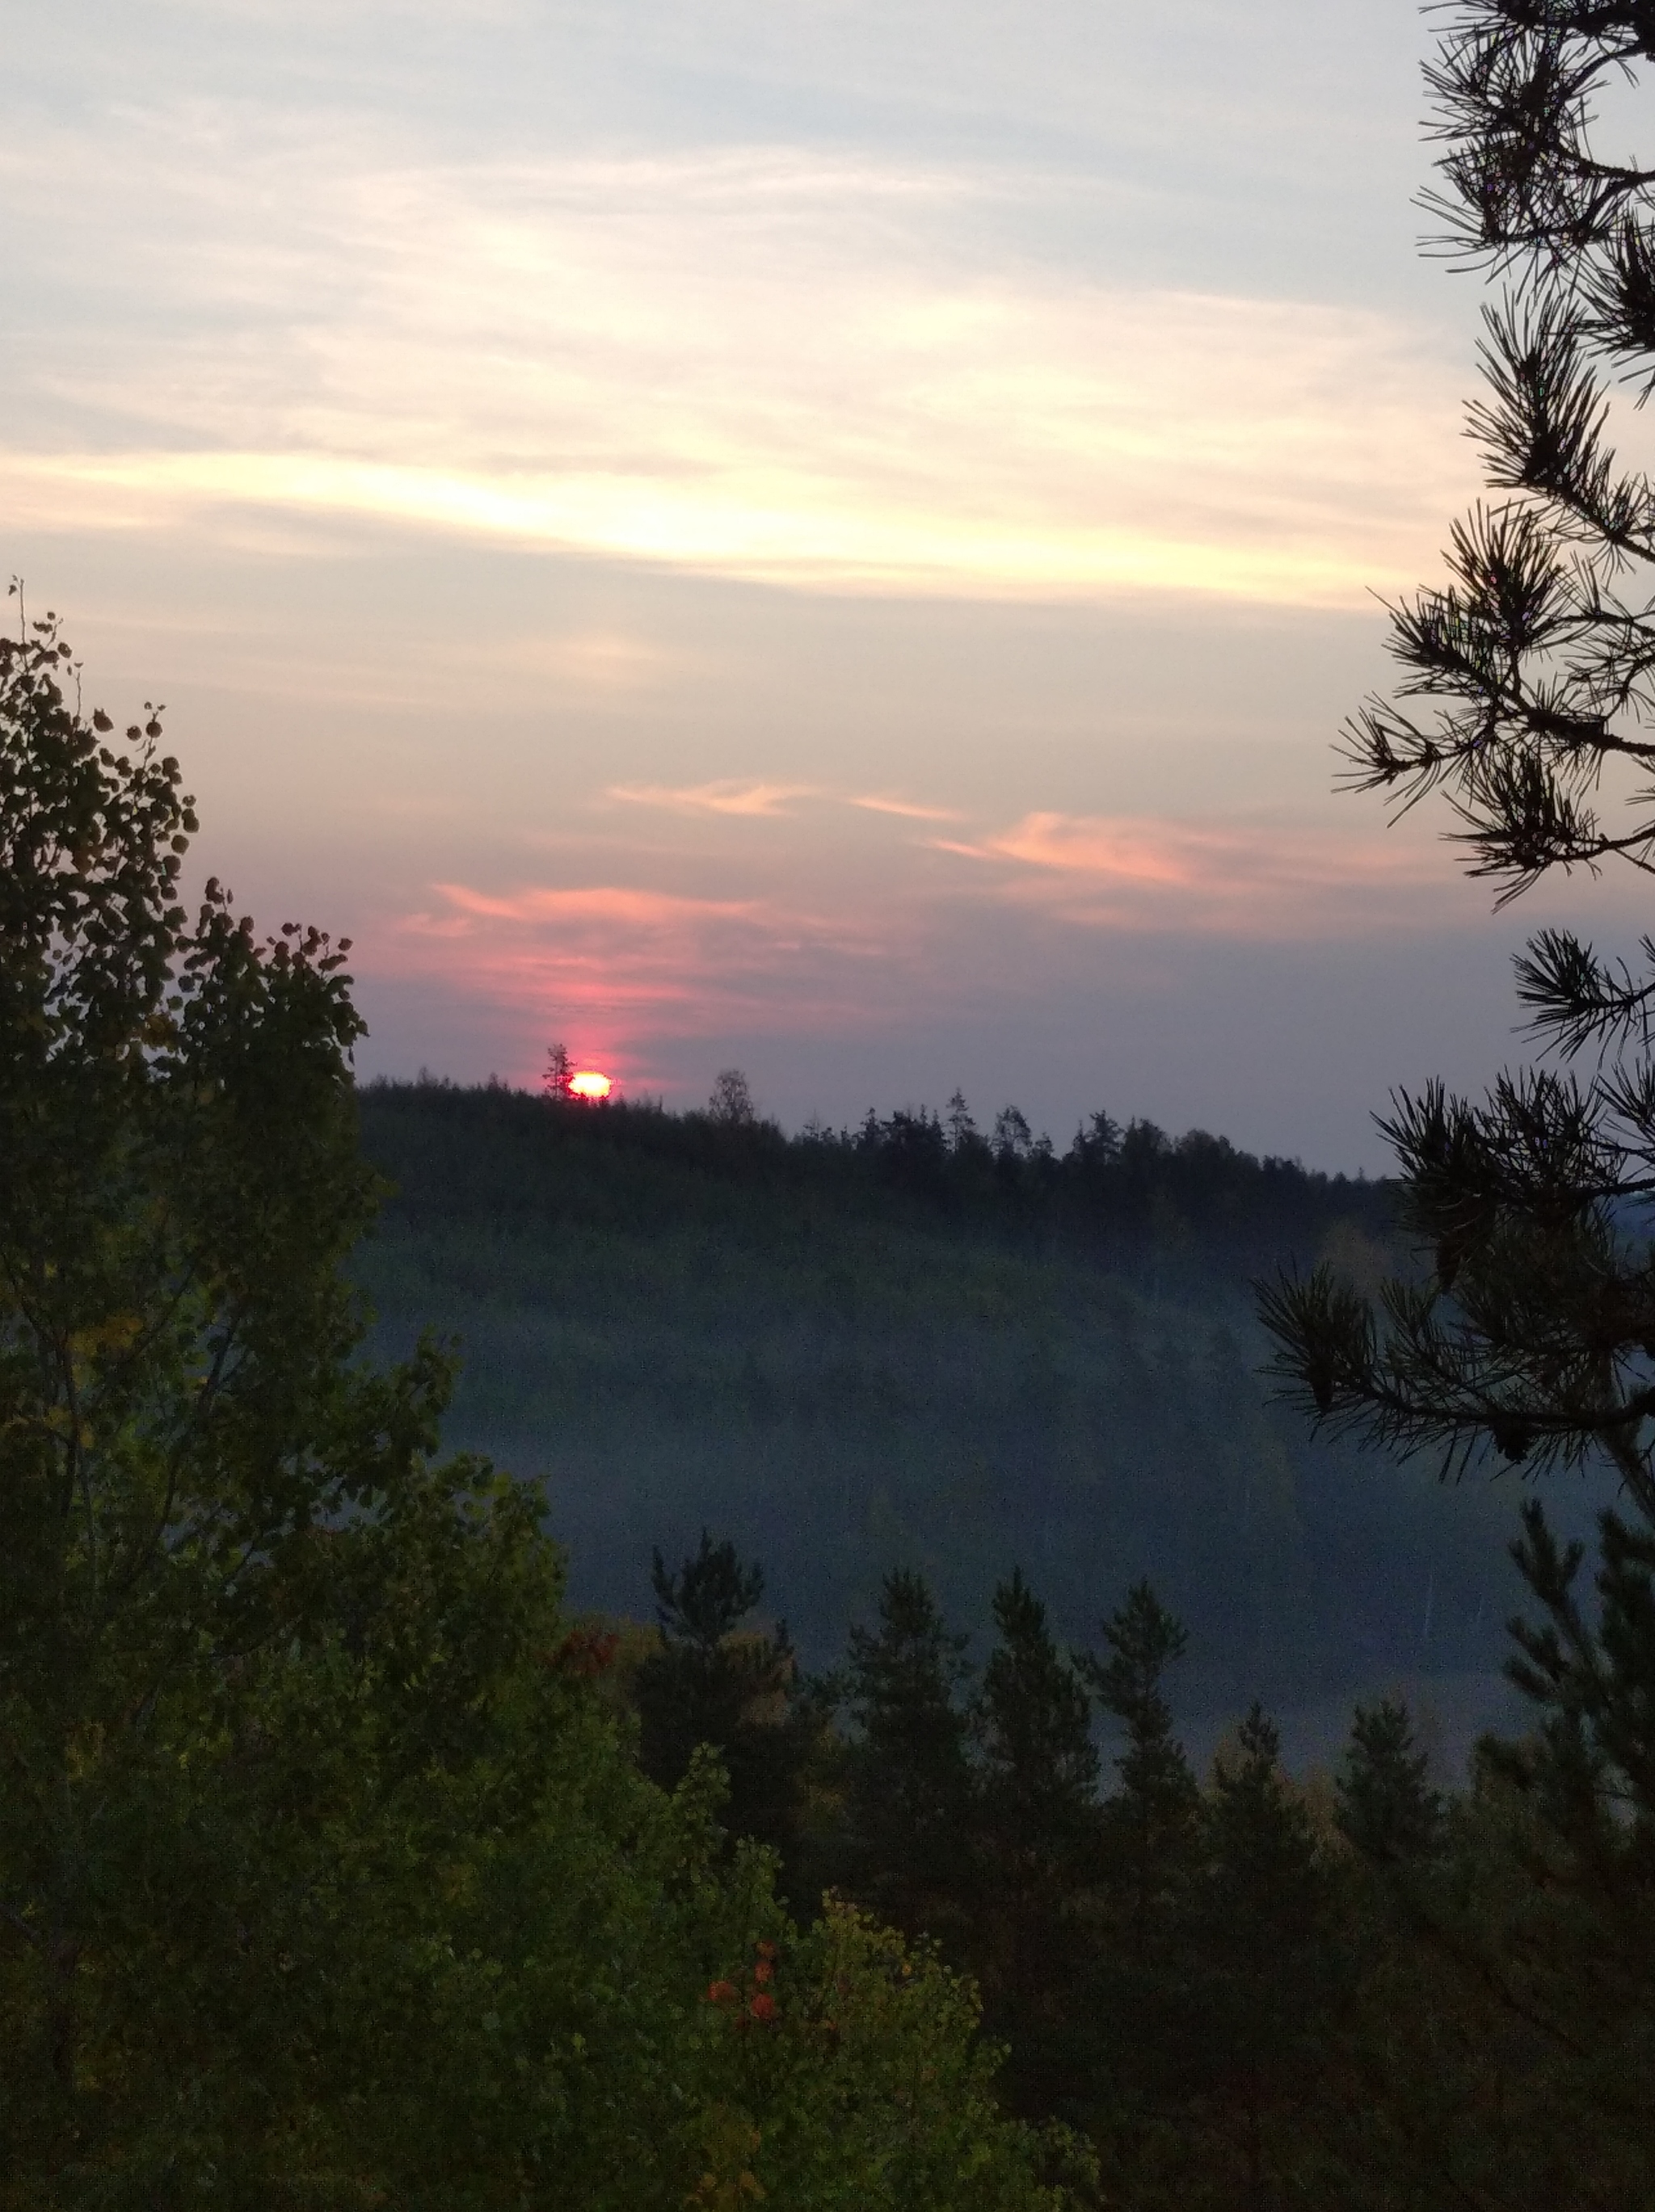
[{"left": 6, "top": 0, "right": 1636, "bottom": 1167}]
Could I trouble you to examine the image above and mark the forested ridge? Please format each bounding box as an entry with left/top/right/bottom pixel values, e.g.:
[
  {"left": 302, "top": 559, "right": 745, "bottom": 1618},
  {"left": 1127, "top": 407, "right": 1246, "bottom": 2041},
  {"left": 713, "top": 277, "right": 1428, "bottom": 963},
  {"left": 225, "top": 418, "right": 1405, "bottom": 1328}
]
[
  {"left": 358, "top": 1068, "right": 1394, "bottom": 1278},
  {"left": 355, "top": 1074, "right": 1535, "bottom": 1730}
]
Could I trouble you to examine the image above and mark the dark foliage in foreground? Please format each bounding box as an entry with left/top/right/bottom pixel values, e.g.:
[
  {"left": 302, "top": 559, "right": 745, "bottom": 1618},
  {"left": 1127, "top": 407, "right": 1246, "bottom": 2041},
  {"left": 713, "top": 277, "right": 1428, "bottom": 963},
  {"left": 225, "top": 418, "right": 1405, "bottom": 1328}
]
[
  {"left": 0, "top": 608, "right": 1074, "bottom": 2210},
  {"left": 627, "top": 1532, "right": 1655, "bottom": 2209},
  {"left": 1264, "top": 0, "right": 1655, "bottom": 1501}
]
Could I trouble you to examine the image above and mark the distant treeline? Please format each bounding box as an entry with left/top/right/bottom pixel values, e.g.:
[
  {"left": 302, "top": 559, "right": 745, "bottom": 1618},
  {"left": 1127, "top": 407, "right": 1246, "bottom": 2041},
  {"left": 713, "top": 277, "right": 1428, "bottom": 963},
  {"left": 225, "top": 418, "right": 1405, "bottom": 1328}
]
[{"left": 361, "top": 1074, "right": 1396, "bottom": 1285}]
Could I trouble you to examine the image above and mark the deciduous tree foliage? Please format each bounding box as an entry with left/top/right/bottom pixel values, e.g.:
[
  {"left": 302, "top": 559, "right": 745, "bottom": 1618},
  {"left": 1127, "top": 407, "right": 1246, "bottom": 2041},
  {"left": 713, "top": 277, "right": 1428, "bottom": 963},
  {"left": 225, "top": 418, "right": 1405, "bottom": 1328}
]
[{"left": 0, "top": 603, "right": 1075, "bottom": 2211}]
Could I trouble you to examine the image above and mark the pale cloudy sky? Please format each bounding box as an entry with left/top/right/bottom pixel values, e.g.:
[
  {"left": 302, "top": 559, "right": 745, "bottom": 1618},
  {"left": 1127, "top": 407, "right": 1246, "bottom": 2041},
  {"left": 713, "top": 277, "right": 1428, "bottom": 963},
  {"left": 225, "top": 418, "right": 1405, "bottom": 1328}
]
[{"left": 4, "top": 0, "right": 1617, "bottom": 1163}]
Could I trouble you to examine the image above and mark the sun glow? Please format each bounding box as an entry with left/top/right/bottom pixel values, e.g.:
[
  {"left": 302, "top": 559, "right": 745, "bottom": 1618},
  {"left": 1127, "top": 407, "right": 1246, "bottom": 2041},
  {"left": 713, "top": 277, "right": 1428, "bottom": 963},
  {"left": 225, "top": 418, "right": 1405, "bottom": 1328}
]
[{"left": 567, "top": 1070, "right": 613, "bottom": 1100}]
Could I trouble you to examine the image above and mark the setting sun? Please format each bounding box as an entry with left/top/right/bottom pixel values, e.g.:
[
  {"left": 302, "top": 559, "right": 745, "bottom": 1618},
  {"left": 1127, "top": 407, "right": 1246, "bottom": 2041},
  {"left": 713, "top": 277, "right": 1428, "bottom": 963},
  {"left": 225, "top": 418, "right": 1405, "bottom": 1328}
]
[{"left": 567, "top": 1070, "right": 613, "bottom": 1100}]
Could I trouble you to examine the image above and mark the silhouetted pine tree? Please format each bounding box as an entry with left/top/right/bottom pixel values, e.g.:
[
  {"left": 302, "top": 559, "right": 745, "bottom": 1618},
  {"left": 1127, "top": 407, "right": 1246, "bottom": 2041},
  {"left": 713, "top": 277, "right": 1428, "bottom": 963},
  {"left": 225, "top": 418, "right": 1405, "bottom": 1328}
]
[
  {"left": 972, "top": 1570, "right": 1098, "bottom": 2112},
  {"left": 1085, "top": 1581, "right": 1202, "bottom": 1918},
  {"left": 1080, "top": 1583, "right": 1206, "bottom": 2144},
  {"left": 635, "top": 1531, "right": 808, "bottom": 1868},
  {"left": 1189, "top": 1706, "right": 1342, "bottom": 2212},
  {"left": 839, "top": 1569, "right": 976, "bottom": 1943},
  {"left": 1455, "top": 1503, "right": 1655, "bottom": 2202},
  {"left": 1336, "top": 1699, "right": 1446, "bottom": 1867},
  {"left": 1250, "top": 9, "right": 1655, "bottom": 2197}
]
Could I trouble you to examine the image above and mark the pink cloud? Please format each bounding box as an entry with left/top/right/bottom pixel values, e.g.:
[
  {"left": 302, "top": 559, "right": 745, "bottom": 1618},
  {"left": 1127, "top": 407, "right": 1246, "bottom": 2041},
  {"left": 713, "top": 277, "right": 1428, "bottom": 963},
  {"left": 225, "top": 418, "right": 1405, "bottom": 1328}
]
[
  {"left": 379, "top": 877, "right": 916, "bottom": 1059},
  {"left": 932, "top": 810, "right": 1461, "bottom": 933},
  {"left": 353, "top": 803, "right": 1483, "bottom": 1092},
  {"left": 848, "top": 793, "right": 964, "bottom": 822},
  {"left": 605, "top": 780, "right": 817, "bottom": 818},
  {"left": 423, "top": 882, "right": 760, "bottom": 928}
]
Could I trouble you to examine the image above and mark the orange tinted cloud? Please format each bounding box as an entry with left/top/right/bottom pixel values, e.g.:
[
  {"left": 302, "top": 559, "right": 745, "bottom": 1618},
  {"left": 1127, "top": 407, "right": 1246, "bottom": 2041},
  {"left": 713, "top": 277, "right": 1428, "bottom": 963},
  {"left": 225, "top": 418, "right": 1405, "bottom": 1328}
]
[
  {"left": 848, "top": 793, "right": 965, "bottom": 822},
  {"left": 606, "top": 781, "right": 816, "bottom": 818},
  {"left": 363, "top": 801, "right": 1472, "bottom": 1081},
  {"left": 936, "top": 810, "right": 1456, "bottom": 933}
]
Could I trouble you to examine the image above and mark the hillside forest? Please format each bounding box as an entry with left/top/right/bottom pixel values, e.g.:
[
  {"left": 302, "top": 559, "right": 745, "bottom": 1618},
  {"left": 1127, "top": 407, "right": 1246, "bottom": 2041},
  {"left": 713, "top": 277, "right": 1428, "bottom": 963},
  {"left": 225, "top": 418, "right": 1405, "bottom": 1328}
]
[
  {"left": 354, "top": 1077, "right": 1645, "bottom": 2204},
  {"left": 355, "top": 1074, "right": 1554, "bottom": 1751}
]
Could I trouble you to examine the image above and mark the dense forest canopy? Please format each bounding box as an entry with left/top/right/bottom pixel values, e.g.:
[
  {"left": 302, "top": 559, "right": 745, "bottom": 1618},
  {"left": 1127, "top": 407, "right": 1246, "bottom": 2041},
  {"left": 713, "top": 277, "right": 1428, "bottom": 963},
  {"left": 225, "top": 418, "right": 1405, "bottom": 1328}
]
[{"left": 352, "top": 1075, "right": 1547, "bottom": 1740}]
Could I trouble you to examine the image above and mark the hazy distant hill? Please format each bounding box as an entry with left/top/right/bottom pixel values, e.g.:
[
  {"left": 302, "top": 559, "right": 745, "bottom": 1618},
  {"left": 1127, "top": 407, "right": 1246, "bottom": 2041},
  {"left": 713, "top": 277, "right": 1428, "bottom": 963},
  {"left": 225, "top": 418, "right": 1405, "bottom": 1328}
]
[{"left": 353, "top": 1079, "right": 1569, "bottom": 1741}]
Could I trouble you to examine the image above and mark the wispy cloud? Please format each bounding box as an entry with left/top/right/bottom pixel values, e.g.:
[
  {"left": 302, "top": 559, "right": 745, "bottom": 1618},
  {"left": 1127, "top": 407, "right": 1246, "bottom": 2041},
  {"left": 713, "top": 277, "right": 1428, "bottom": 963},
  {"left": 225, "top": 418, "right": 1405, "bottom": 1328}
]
[
  {"left": 423, "top": 883, "right": 762, "bottom": 930},
  {"left": 849, "top": 793, "right": 965, "bottom": 822},
  {"left": 606, "top": 780, "right": 817, "bottom": 818},
  {"left": 604, "top": 781, "right": 965, "bottom": 822},
  {"left": 382, "top": 876, "right": 914, "bottom": 1061},
  {"left": 936, "top": 809, "right": 1458, "bottom": 933},
  {"left": 2, "top": 119, "right": 1474, "bottom": 608},
  {"left": 360, "top": 797, "right": 1474, "bottom": 1082}
]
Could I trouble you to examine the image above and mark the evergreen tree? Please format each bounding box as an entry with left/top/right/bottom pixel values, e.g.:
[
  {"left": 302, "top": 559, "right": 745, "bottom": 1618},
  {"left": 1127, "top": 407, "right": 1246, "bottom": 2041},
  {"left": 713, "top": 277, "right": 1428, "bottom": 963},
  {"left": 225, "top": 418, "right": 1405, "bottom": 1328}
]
[
  {"left": 945, "top": 1088, "right": 979, "bottom": 1154},
  {"left": 973, "top": 1571, "right": 1098, "bottom": 2111},
  {"left": 976, "top": 1571, "right": 1099, "bottom": 1890},
  {"left": 1084, "top": 1580, "right": 1202, "bottom": 1919},
  {"left": 1459, "top": 1502, "right": 1655, "bottom": 2199},
  {"left": 839, "top": 1569, "right": 976, "bottom": 1941},
  {"left": 1070, "top": 1108, "right": 1122, "bottom": 1171},
  {"left": 1188, "top": 1706, "right": 1341, "bottom": 2212},
  {"left": 992, "top": 1106, "right": 1034, "bottom": 1166},
  {"left": 1336, "top": 1699, "right": 1446, "bottom": 1866},
  {"left": 1076, "top": 1583, "right": 1205, "bottom": 2152},
  {"left": 635, "top": 1530, "right": 809, "bottom": 1868},
  {"left": 1257, "top": 0, "right": 1655, "bottom": 1540}
]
